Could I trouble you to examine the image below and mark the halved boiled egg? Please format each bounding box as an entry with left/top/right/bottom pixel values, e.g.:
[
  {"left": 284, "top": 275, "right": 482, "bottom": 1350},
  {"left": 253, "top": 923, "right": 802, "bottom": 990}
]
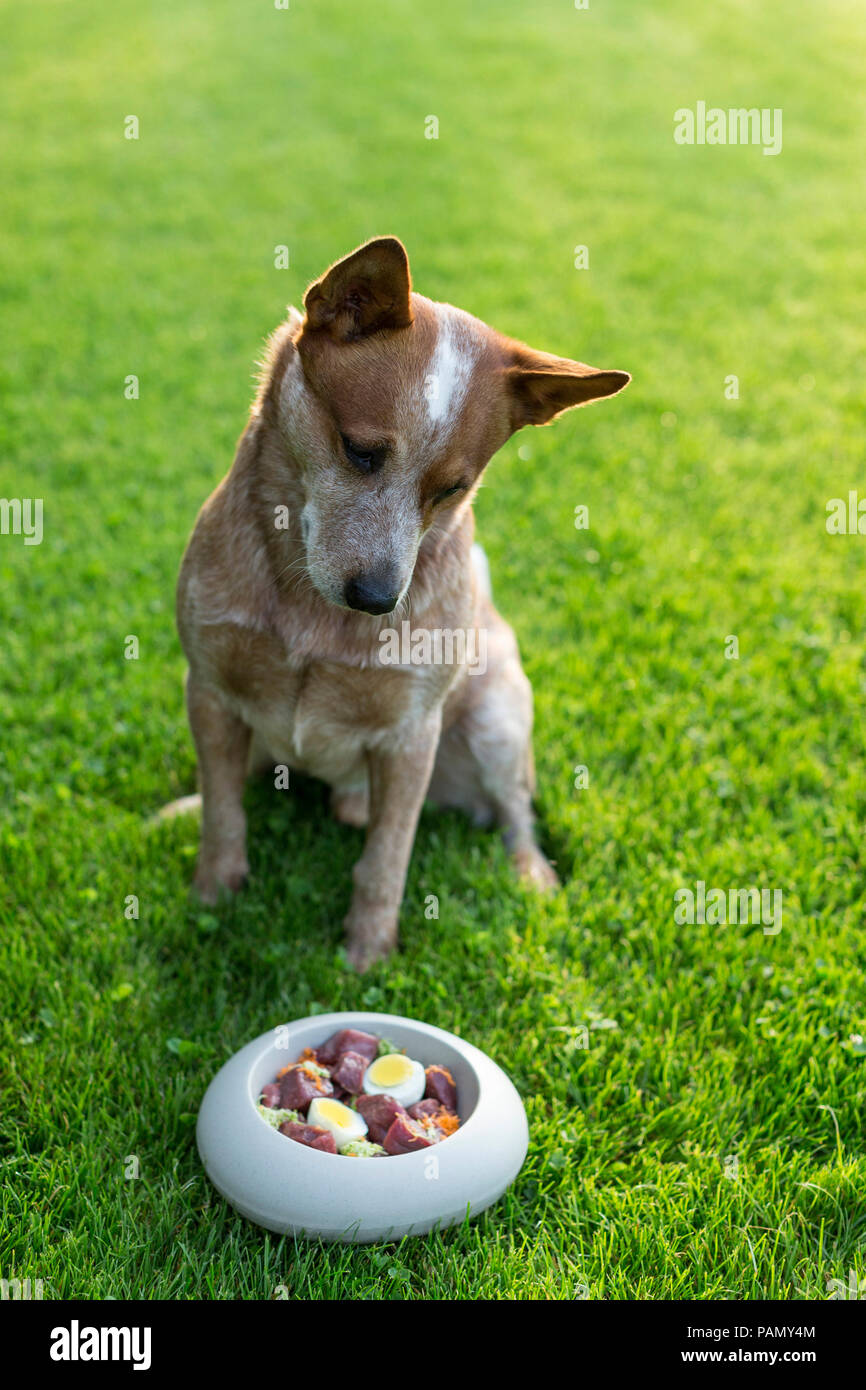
[
  {"left": 306, "top": 1097, "right": 368, "bottom": 1151},
  {"left": 362, "top": 1054, "right": 426, "bottom": 1107}
]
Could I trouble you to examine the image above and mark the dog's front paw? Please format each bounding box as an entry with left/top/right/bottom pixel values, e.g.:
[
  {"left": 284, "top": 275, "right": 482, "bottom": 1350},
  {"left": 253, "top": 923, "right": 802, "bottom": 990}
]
[
  {"left": 343, "top": 904, "right": 398, "bottom": 972},
  {"left": 193, "top": 851, "right": 250, "bottom": 904}
]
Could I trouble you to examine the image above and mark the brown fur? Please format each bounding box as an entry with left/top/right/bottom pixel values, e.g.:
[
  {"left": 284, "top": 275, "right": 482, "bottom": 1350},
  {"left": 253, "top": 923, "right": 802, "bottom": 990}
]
[{"left": 173, "top": 238, "right": 629, "bottom": 969}]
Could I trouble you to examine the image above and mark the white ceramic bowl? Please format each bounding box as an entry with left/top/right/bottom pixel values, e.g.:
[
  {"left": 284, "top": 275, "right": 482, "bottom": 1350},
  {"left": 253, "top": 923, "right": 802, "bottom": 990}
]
[{"left": 197, "top": 1010, "right": 529, "bottom": 1242}]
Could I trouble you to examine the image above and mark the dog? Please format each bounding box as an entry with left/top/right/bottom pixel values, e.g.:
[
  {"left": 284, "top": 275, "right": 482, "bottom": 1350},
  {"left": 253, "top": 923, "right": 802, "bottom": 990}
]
[{"left": 173, "top": 237, "right": 629, "bottom": 969}]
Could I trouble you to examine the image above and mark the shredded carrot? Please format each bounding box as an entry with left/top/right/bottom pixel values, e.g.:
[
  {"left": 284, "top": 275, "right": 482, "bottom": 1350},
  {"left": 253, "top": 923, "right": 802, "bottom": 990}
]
[
  {"left": 419, "top": 1107, "right": 460, "bottom": 1140},
  {"left": 301, "top": 1061, "right": 330, "bottom": 1090},
  {"left": 275, "top": 1054, "right": 330, "bottom": 1089},
  {"left": 435, "top": 1109, "right": 460, "bottom": 1136},
  {"left": 427, "top": 1064, "right": 456, "bottom": 1087}
]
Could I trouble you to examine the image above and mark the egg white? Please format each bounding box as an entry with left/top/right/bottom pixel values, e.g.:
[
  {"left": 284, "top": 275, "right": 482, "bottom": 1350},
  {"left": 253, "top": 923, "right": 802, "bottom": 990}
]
[
  {"left": 362, "top": 1054, "right": 426, "bottom": 1107},
  {"left": 306, "top": 1097, "right": 368, "bottom": 1151}
]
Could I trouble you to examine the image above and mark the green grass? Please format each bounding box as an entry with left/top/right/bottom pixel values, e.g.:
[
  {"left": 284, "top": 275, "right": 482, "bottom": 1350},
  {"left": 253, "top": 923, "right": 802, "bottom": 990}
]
[{"left": 2, "top": 0, "right": 865, "bottom": 1299}]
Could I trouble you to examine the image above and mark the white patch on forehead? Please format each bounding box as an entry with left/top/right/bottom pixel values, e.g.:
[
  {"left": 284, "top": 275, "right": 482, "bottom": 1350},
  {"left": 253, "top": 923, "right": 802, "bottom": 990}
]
[{"left": 423, "top": 303, "right": 479, "bottom": 439}]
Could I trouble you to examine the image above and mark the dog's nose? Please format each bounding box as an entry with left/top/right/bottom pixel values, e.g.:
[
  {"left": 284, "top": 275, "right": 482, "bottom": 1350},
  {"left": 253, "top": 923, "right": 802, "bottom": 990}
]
[{"left": 344, "top": 570, "right": 400, "bottom": 615}]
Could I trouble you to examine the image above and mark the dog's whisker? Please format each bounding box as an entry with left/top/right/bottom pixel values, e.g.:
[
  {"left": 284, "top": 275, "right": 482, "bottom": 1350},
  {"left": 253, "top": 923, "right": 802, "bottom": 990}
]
[{"left": 272, "top": 554, "right": 312, "bottom": 588}]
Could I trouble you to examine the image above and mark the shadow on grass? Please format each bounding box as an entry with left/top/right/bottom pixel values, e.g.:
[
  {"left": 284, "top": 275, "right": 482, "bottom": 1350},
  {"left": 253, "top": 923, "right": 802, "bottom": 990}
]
[{"left": 149, "top": 761, "right": 563, "bottom": 1019}]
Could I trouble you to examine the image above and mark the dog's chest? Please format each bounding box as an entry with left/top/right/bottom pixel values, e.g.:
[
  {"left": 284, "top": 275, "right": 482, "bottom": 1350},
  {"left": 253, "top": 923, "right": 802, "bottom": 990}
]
[
  {"left": 222, "top": 628, "right": 447, "bottom": 780},
  {"left": 294, "top": 661, "right": 439, "bottom": 763}
]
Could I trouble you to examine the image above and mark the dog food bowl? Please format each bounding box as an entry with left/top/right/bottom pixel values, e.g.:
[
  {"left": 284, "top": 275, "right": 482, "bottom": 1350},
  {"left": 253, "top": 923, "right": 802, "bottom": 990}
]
[{"left": 196, "top": 1010, "right": 529, "bottom": 1243}]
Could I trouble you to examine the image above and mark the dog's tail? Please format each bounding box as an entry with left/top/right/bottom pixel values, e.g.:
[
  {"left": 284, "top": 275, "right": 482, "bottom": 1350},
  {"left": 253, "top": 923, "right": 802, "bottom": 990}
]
[
  {"left": 471, "top": 543, "right": 492, "bottom": 601},
  {"left": 150, "top": 793, "right": 202, "bottom": 827}
]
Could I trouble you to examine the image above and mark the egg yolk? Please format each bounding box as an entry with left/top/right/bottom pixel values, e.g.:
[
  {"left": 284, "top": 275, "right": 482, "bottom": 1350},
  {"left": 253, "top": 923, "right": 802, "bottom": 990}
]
[
  {"left": 368, "top": 1054, "right": 413, "bottom": 1087},
  {"left": 316, "top": 1099, "right": 353, "bottom": 1128}
]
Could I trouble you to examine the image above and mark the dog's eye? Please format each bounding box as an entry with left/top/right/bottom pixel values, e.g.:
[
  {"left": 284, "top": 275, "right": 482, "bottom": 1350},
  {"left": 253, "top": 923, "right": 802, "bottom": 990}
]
[
  {"left": 341, "top": 435, "right": 386, "bottom": 475},
  {"left": 434, "top": 483, "right": 466, "bottom": 505}
]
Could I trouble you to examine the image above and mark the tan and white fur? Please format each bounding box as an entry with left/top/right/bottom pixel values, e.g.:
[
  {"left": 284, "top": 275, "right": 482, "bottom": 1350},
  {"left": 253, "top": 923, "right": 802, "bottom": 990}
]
[{"left": 172, "top": 238, "right": 629, "bottom": 970}]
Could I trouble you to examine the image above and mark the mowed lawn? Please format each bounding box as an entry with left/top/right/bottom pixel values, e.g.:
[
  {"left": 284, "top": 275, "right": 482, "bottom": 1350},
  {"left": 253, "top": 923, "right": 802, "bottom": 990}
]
[{"left": 1, "top": 0, "right": 865, "bottom": 1300}]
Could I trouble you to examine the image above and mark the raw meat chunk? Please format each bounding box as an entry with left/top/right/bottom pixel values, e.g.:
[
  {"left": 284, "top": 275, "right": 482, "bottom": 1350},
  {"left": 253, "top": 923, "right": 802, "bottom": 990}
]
[
  {"left": 278, "top": 1062, "right": 334, "bottom": 1113},
  {"left": 331, "top": 1050, "right": 367, "bottom": 1095},
  {"left": 383, "top": 1114, "right": 434, "bottom": 1154},
  {"left": 316, "top": 1028, "right": 380, "bottom": 1066},
  {"left": 424, "top": 1065, "right": 457, "bottom": 1112},
  {"left": 279, "top": 1121, "right": 338, "bottom": 1154},
  {"left": 407, "top": 1098, "right": 441, "bottom": 1120},
  {"left": 357, "top": 1092, "right": 407, "bottom": 1143}
]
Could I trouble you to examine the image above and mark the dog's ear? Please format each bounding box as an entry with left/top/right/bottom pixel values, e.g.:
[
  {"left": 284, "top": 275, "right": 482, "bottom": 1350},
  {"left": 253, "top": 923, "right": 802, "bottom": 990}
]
[
  {"left": 506, "top": 344, "right": 630, "bottom": 429},
  {"left": 303, "top": 237, "right": 413, "bottom": 341}
]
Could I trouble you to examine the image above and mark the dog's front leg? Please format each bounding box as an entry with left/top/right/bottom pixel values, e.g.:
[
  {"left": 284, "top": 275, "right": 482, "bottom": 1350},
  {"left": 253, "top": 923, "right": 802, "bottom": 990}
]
[
  {"left": 187, "top": 676, "right": 251, "bottom": 903},
  {"left": 344, "top": 714, "right": 441, "bottom": 971}
]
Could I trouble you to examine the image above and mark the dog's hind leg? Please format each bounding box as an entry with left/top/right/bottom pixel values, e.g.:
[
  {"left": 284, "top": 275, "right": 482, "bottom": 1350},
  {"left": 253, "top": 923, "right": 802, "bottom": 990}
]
[
  {"left": 247, "top": 730, "right": 276, "bottom": 779},
  {"left": 428, "top": 612, "right": 559, "bottom": 891},
  {"left": 331, "top": 779, "right": 370, "bottom": 828}
]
